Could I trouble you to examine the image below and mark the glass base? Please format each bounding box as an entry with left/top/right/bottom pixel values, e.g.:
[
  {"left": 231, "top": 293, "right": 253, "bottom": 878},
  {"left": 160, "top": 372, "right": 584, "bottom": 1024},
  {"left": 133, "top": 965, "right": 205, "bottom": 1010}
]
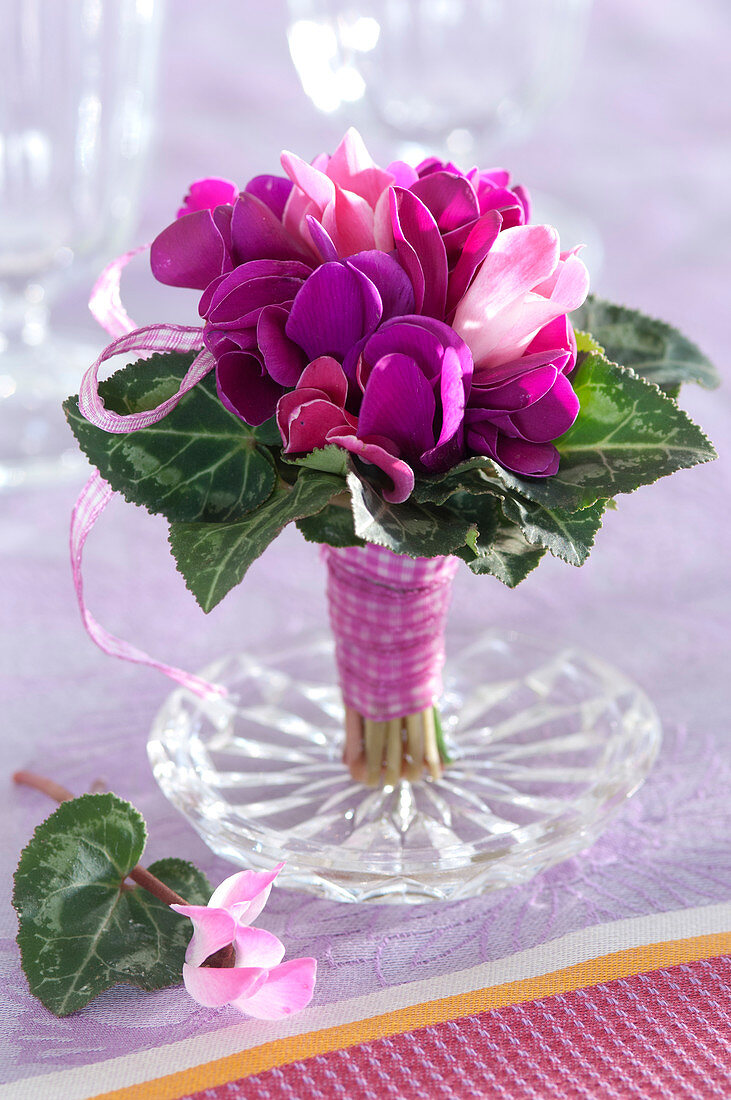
[
  {"left": 0, "top": 332, "right": 97, "bottom": 491},
  {"left": 148, "top": 631, "right": 661, "bottom": 904}
]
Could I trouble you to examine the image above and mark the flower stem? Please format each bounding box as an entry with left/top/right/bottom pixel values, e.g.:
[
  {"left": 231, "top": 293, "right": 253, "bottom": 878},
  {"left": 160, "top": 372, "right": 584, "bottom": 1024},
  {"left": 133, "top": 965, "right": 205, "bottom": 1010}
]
[
  {"left": 345, "top": 707, "right": 446, "bottom": 787},
  {"left": 13, "top": 770, "right": 188, "bottom": 907}
]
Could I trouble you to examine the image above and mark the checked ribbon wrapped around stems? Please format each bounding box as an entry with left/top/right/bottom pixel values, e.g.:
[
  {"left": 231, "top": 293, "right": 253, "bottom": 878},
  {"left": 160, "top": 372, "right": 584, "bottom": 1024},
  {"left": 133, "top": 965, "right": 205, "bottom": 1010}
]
[{"left": 325, "top": 544, "right": 458, "bottom": 786}]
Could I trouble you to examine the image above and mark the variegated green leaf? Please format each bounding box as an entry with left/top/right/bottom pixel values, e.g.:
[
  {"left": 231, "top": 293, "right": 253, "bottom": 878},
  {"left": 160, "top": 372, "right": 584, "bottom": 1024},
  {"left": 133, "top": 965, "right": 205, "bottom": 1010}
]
[
  {"left": 169, "top": 469, "right": 343, "bottom": 612},
  {"left": 348, "top": 472, "right": 476, "bottom": 558},
  {"left": 495, "top": 350, "right": 716, "bottom": 510},
  {"left": 13, "top": 794, "right": 210, "bottom": 1017},
  {"left": 64, "top": 353, "right": 277, "bottom": 523},
  {"left": 572, "top": 295, "right": 719, "bottom": 390}
]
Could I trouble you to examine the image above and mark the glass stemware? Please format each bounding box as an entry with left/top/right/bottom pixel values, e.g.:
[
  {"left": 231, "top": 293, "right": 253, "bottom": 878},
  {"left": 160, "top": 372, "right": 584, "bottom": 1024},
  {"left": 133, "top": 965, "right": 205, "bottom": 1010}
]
[
  {"left": 286, "top": 0, "right": 593, "bottom": 165},
  {"left": 0, "top": 0, "right": 165, "bottom": 491}
]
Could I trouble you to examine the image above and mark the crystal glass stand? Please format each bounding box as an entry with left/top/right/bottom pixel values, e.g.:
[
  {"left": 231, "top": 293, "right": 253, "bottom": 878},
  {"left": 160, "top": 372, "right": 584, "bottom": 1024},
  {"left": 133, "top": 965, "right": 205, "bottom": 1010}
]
[{"left": 148, "top": 631, "right": 661, "bottom": 904}]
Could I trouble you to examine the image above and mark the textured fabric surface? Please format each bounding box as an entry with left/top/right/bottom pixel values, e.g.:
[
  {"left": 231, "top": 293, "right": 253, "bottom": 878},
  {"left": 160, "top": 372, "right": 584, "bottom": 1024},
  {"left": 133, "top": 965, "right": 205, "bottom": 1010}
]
[
  {"left": 204, "top": 957, "right": 731, "bottom": 1100},
  {"left": 324, "top": 544, "right": 458, "bottom": 720},
  {"left": 1, "top": 0, "right": 729, "bottom": 1093}
]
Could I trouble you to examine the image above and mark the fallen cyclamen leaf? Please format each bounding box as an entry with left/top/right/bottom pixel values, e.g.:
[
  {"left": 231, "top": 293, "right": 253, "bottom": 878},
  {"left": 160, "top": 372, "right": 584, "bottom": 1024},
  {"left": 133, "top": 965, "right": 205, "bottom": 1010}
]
[{"left": 172, "top": 865, "right": 317, "bottom": 1019}]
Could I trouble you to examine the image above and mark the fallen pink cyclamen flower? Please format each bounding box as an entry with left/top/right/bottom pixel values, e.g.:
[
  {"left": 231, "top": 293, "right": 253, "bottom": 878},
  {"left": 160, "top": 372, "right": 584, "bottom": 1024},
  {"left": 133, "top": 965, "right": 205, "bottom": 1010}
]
[{"left": 171, "top": 865, "right": 317, "bottom": 1020}]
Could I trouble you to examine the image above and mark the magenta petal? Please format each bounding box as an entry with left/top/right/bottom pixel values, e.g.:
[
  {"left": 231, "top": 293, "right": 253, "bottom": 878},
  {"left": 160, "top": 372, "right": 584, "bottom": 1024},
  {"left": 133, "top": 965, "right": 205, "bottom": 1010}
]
[
  {"left": 358, "top": 353, "right": 436, "bottom": 460},
  {"left": 409, "top": 171, "right": 479, "bottom": 233},
  {"left": 206, "top": 273, "right": 304, "bottom": 328},
  {"left": 446, "top": 210, "right": 502, "bottom": 316},
  {"left": 231, "top": 192, "right": 313, "bottom": 264},
  {"left": 471, "top": 363, "right": 559, "bottom": 413},
  {"left": 421, "top": 345, "right": 466, "bottom": 472},
  {"left": 258, "top": 305, "right": 306, "bottom": 387},
  {"left": 525, "top": 314, "right": 573, "bottom": 357},
  {"left": 170, "top": 905, "right": 236, "bottom": 967},
  {"left": 151, "top": 209, "right": 232, "bottom": 291},
  {"left": 233, "top": 926, "right": 286, "bottom": 970},
  {"left": 208, "top": 864, "right": 283, "bottom": 913},
  {"left": 177, "top": 177, "right": 238, "bottom": 219},
  {"left": 347, "top": 251, "right": 415, "bottom": 320},
  {"left": 217, "top": 350, "right": 283, "bottom": 425},
  {"left": 509, "top": 371, "right": 579, "bottom": 442},
  {"left": 286, "top": 262, "right": 382, "bottom": 360},
  {"left": 305, "top": 216, "right": 339, "bottom": 262},
  {"left": 182, "top": 963, "right": 267, "bottom": 1009},
  {"left": 512, "top": 184, "right": 531, "bottom": 223},
  {"left": 390, "top": 187, "right": 447, "bottom": 319},
  {"left": 234, "top": 957, "right": 317, "bottom": 1020},
  {"left": 244, "top": 174, "right": 293, "bottom": 221},
  {"left": 495, "top": 436, "right": 560, "bottom": 477}
]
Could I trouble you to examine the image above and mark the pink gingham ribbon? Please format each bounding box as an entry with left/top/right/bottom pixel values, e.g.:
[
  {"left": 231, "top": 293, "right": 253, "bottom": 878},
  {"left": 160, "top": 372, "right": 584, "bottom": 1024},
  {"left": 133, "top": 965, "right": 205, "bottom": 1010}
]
[
  {"left": 324, "top": 544, "right": 458, "bottom": 722},
  {"left": 70, "top": 245, "right": 225, "bottom": 701}
]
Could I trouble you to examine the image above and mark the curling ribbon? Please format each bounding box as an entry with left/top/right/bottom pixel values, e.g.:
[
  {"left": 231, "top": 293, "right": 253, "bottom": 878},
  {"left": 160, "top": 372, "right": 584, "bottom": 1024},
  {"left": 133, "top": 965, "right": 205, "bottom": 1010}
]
[{"left": 70, "top": 245, "right": 225, "bottom": 700}]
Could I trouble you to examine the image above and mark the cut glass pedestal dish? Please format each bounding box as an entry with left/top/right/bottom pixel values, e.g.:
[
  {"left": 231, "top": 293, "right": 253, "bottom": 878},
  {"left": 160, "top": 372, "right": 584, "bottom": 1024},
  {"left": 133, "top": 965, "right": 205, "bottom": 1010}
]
[{"left": 148, "top": 631, "right": 661, "bottom": 904}]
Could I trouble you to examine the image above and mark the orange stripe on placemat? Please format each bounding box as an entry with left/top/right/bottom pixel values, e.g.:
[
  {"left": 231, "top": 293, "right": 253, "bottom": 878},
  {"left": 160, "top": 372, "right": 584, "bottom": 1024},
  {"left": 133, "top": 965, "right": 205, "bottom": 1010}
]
[{"left": 89, "top": 930, "right": 730, "bottom": 1100}]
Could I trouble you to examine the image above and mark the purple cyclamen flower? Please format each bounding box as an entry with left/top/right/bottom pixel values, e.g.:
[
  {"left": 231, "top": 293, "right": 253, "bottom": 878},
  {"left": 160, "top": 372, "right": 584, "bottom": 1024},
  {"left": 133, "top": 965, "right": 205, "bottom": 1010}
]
[
  {"left": 465, "top": 315, "right": 580, "bottom": 477},
  {"left": 276, "top": 356, "right": 416, "bottom": 505},
  {"left": 205, "top": 247, "right": 415, "bottom": 426},
  {"left": 150, "top": 174, "right": 308, "bottom": 293},
  {"left": 353, "top": 315, "right": 473, "bottom": 475}
]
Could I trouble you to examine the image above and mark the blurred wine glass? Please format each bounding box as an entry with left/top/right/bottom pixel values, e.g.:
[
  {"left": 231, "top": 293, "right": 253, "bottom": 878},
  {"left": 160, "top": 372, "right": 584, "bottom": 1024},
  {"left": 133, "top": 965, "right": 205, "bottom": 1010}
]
[
  {"left": 0, "top": 0, "right": 164, "bottom": 491},
  {"left": 287, "top": 0, "right": 592, "bottom": 161},
  {"left": 286, "top": 0, "right": 600, "bottom": 259}
]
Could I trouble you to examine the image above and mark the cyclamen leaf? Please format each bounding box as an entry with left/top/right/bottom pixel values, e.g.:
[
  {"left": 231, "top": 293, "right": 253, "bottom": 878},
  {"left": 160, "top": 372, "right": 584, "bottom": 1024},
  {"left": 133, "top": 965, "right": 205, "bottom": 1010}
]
[
  {"left": 572, "top": 295, "right": 719, "bottom": 390},
  {"left": 494, "top": 351, "right": 716, "bottom": 511},
  {"left": 169, "top": 469, "right": 344, "bottom": 612},
  {"left": 454, "top": 495, "right": 546, "bottom": 587},
  {"left": 412, "top": 458, "right": 504, "bottom": 505},
  {"left": 64, "top": 353, "right": 277, "bottom": 523},
  {"left": 499, "top": 496, "right": 606, "bottom": 566},
  {"left": 297, "top": 500, "right": 364, "bottom": 548},
  {"left": 347, "top": 472, "right": 476, "bottom": 558},
  {"left": 12, "top": 794, "right": 211, "bottom": 1017},
  {"left": 285, "top": 445, "right": 351, "bottom": 477}
]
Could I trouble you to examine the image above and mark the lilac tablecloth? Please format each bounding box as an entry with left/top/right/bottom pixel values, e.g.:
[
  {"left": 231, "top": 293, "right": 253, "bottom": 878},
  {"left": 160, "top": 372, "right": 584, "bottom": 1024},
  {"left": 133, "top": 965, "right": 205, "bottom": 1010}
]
[{"left": 1, "top": 0, "right": 729, "bottom": 1088}]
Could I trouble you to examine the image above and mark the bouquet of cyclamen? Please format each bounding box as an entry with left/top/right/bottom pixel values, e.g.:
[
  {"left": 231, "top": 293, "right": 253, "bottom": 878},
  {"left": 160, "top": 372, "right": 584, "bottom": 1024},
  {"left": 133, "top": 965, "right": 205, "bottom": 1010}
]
[{"left": 66, "top": 129, "right": 717, "bottom": 789}]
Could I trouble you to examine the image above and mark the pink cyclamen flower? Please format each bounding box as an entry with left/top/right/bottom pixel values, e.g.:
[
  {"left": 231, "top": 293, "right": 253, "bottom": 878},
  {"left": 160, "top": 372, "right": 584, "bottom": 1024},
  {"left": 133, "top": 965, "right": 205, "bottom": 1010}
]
[
  {"left": 280, "top": 128, "right": 396, "bottom": 259},
  {"left": 171, "top": 865, "right": 317, "bottom": 1020}
]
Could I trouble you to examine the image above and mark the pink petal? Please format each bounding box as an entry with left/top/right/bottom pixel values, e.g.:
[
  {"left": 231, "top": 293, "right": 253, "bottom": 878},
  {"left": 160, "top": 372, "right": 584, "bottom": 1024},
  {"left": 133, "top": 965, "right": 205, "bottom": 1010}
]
[
  {"left": 182, "top": 963, "right": 267, "bottom": 1008},
  {"left": 452, "top": 224, "right": 561, "bottom": 368},
  {"left": 533, "top": 250, "right": 590, "bottom": 311},
  {"left": 233, "top": 957, "right": 317, "bottom": 1020},
  {"left": 328, "top": 431, "right": 415, "bottom": 504},
  {"left": 325, "top": 128, "right": 393, "bottom": 207},
  {"left": 297, "top": 356, "right": 349, "bottom": 406},
  {"left": 171, "top": 905, "right": 237, "bottom": 967},
  {"left": 233, "top": 926, "right": 286, "bottom": 969},
  {"left": 208, "top": 864, "right": 283, "bottom": 921},
  {"left": 284, "top": 397, "right": 352, "bottom": 453},
  {"left": 322, "top": 188, "right": 377, "bottom": 256},
  {"left": 280, "top": 150, "right": 335, "bottom": 214},
  {"left": 281, "top": 188, "right": 317, "bottom": 249},
  {"left": 387, "top": 160, "right": 419, "bottom": 188},
  {"left": 373, "top": 187, "right": 395, "bottom": 252}
]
